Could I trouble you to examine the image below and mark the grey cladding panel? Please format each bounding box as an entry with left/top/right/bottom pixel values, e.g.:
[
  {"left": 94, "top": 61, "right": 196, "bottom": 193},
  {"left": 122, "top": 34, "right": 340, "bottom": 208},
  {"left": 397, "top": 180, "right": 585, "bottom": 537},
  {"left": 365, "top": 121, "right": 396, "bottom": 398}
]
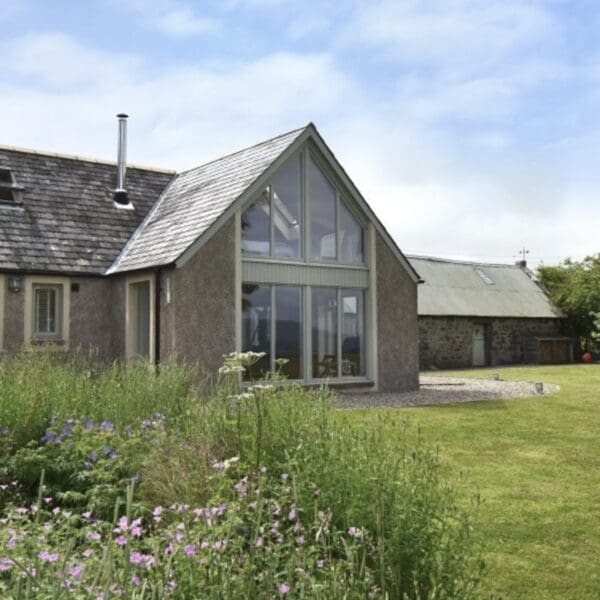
[{"left": 243, "top": 260, "right": 369, "bottom": 288}]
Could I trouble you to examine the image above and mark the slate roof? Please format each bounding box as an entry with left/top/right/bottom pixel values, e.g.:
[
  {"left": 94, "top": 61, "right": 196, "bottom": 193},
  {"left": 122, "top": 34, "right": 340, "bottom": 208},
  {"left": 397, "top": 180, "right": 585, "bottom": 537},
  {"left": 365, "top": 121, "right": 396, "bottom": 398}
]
[
  {"left": 0, "top": 147, "right": 174, "bottom": 274},
  {"left": 408, "top": 256, "right": 563, "bottom": 319},
  {"left": 108, "top": 126, "right": 305, "bottom": 273}
]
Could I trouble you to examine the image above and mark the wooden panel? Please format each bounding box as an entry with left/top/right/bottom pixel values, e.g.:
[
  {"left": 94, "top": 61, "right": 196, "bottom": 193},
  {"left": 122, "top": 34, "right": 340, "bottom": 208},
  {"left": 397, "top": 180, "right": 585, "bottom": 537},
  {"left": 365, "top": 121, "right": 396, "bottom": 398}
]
[
  {"left": 243, "top": 260, "right": 369, "bottom": 288},
  {"left": 537, "top": 339, "right": 570, "bottom": 364}
]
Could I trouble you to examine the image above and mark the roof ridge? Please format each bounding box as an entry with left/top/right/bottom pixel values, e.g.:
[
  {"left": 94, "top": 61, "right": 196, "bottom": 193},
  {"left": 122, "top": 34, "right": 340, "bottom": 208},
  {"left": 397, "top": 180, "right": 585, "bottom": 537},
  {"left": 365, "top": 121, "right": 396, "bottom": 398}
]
[
  {"left": 407, "top": 254, "right": 519, "bottom": 269},
  {"left": 0, "top": 144, "right": 176, "bottom": 174},
  {"left": 176, "top": 124, "right": 308, "bottom": 176}
]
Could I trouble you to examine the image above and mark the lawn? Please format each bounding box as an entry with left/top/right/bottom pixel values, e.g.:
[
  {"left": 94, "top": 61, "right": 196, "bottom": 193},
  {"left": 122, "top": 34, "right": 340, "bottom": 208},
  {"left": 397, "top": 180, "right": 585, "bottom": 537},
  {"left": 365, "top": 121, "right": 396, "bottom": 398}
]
[{"left": 346, "top": 364, "right": 600, "bottom": 599}]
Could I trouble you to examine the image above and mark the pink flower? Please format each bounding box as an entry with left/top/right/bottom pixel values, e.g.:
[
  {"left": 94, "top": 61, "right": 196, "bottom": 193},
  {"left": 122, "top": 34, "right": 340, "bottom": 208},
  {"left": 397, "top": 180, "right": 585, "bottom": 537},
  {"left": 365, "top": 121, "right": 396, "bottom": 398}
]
[
  {"left": 86, "top": 531, "right": 101, "bottom": 541},
  {"left": 165, "top": 543, "right": 174, "bottom": 555},
  {"left": 288, "top": 506, "right": 297, "bottom": 521},
  {"left": 131, "top": 574, "right": 141, "bottom": 587},
  {"left": 278, "top": 582, "right": 290, "bottom": 594},
  {"left": 15, "top": 507, "right": 28, "bottom": 514},
  {"left": 184, "top": 544, "right": 196, "bottom": 556},
  {"left": 115, "top": 535, "right": 128, "bottom": 546},
  {"left": 296, "top": 534, "right": 305, "bottom": 546},
  {"left": 131, "top": 526, "right": 142, "bottom": 537},
  {"left": 39, "top": 550, "right": 59, "bottom": 563},
  {"left": 82, "top": 549, "right": 93, "bottom": 558}
]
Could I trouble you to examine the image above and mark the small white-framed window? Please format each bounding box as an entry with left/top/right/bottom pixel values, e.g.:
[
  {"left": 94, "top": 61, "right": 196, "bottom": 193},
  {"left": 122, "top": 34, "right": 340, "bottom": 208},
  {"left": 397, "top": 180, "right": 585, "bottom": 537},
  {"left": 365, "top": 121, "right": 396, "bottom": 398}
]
[
  {"left": 33, "top": 285, "right": 62, "bottom": 340},
  {"left": 24, "top": 277, "right": 70, "bottom": 347}
]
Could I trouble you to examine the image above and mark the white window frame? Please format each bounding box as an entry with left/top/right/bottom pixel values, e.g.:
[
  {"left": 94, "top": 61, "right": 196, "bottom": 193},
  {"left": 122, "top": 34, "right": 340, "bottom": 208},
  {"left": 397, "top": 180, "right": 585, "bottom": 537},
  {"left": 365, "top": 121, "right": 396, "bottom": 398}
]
[
  {"left": 125, "top": 274, "right": 155, "bottom": 363},
  {"left": 24, "top": 276, "right": 70, "bottom": 348}
]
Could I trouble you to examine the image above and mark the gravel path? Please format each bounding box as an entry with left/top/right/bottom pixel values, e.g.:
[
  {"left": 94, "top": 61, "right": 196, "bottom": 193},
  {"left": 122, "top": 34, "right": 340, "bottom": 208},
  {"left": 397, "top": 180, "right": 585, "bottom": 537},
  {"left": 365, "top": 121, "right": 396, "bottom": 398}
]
[{"left": 337, "top": 375, "right": 560, "bottom": 409}]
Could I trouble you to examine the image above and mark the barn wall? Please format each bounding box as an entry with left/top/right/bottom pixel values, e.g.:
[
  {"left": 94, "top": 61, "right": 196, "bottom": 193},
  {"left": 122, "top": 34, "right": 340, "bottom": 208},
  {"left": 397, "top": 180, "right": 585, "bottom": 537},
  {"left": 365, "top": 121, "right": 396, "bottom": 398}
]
[{"left": 418, "top": 316, "right": 563, "bottom": 369}]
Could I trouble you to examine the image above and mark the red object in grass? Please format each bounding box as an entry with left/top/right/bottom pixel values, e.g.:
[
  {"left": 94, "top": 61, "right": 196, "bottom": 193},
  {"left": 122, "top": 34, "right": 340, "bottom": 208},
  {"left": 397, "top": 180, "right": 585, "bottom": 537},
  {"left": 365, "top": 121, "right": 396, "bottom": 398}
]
[{"left": 582, "top": 352, "right": 593, "bottom": 363}]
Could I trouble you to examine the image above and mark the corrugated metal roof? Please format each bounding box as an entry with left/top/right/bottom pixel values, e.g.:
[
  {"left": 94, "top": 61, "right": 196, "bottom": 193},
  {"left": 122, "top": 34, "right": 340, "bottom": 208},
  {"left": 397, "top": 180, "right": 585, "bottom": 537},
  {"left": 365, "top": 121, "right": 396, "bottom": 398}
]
[
  {"left": 108, "top": 127, "right": 305, "bottom": 273},
  {"left": 408, "top": 256, "right": 563, "bottom": 318}
]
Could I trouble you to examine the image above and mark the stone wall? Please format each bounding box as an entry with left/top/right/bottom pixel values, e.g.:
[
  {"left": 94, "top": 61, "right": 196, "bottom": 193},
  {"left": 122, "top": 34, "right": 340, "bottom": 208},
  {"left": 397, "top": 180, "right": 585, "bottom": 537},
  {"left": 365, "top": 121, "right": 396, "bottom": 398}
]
[
  {"left": 418, "top": 315, "right": 563, "bottom": 370},
  {"left": 169, "top": 218, "right": 236, "bottom": 379},
  {"left": 376, "top": 234, "right": 419, "bottom": 392}
]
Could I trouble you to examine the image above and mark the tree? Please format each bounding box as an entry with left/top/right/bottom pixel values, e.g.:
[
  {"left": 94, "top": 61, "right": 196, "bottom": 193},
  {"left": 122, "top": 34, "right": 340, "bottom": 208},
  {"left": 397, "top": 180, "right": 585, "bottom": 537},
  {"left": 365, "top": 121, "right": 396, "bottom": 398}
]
[{"left": 537, "top": 255, "right": 600, "bottom": 353}]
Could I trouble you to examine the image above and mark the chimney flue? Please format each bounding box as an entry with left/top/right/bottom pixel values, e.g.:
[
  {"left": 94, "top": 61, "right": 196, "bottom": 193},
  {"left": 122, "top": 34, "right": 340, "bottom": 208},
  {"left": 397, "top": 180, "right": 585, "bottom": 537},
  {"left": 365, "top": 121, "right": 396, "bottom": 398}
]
[{"left": 114, "top": 113, "right": 130, "bottom": 206}]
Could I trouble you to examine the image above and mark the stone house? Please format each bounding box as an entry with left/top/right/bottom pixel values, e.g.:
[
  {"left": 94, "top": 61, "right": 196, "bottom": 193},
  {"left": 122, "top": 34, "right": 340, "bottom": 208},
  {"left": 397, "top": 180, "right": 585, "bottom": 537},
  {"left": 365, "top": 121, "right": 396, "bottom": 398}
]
[
  {"left": 408, "top": 255, "right": 572, "bottom": 370},
  {"left": 0, "top": 118, "right": 420, "bottom": 392}
]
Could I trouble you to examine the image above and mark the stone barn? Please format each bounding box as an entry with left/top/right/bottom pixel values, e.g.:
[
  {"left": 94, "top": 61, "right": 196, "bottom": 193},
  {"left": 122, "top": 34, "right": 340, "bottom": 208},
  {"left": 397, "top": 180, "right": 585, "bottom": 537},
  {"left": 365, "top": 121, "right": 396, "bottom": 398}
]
[{"left": 408, "top": 256, "right": 573, "bottom": 370}]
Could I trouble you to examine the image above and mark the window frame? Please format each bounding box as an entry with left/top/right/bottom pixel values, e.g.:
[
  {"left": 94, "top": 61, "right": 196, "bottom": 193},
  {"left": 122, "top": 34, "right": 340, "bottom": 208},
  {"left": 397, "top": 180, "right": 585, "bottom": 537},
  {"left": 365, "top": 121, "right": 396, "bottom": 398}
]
[
  {"left": 24, "top": 276, "right": 70, "bottom": 347},
  {"left": 125, "top": 273, "right": 156, "bottom": 363},
  {"left": 241, "top": 282, "right": 370, "bottom": 384},
  {"left": 0, "top": 275, "right": 4, "bottom": 351},
  {"left": 0, "top": 169, "right": 24, "bottom": 205},
  {"left": 32, "top": 284, "right": 62, "bottom": 340},
  {"left": 241, "top": 147, "right": 367, "bottom": 267}
]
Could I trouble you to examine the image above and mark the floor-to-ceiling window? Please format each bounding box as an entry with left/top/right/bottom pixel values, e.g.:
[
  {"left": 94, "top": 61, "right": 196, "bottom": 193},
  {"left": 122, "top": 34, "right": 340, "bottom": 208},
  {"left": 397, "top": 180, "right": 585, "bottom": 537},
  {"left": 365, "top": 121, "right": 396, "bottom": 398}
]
[{"left": 240, "top": 146, "right": 370, "bottom": 383}]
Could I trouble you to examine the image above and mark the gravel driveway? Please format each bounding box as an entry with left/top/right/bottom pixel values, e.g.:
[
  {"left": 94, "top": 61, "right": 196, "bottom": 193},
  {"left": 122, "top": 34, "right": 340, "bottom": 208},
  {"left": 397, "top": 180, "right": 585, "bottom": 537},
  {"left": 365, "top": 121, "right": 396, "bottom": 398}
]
[{"left": 337, "top": 375, "right": 560, "bottom": 409}]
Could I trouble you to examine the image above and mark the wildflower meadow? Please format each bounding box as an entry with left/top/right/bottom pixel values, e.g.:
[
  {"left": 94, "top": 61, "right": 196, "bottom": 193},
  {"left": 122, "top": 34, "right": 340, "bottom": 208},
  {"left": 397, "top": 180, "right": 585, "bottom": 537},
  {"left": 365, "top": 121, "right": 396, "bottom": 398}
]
[{"left": 0, "top": 351, "right": 484, "bottom": 598}]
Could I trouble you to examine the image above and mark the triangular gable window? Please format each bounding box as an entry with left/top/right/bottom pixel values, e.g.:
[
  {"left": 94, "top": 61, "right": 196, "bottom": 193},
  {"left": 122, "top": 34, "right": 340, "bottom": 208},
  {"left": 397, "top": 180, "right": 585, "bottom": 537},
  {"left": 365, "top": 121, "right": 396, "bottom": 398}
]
[{"left": 242, "top": 151, "right": 365, "bottom": 265}]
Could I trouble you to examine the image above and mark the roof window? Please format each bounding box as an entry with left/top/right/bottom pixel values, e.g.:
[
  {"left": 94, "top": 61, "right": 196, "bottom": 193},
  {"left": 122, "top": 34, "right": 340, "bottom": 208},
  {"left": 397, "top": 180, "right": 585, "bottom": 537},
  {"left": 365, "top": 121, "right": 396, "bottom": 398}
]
[
  {"left": 0, "top": 168, "right": 24, "bottom": 204},
  {"left": 474, "top": 268, "right": 494, "bottom": 285}
]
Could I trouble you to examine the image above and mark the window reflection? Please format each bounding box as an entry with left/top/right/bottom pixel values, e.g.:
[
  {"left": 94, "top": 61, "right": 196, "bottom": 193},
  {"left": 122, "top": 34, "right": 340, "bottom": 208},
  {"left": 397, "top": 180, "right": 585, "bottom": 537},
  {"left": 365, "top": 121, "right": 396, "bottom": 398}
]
[
  {"left": 309, "top": 157, "right": 337, "bottom": 260},
  {"left": 242, "top": 284, "right": 271, "bottom": 379},
  {"left": 275, "top": 287, "right": 302, "bottom": 379},
  {"left": 339, "top": 200, "right": 364, "bottom": 264},
  {"left": 312, "top": 287, "right": 338, "bottom": 377},
  {"left": 341, "top": 290, "right": 365, "bottom": 376},
  {"left": 273, "top": 156, "right": 301, "bottom": 258},
  {"left": 241, "top": 188, "right": 270, "bottom": 256}
]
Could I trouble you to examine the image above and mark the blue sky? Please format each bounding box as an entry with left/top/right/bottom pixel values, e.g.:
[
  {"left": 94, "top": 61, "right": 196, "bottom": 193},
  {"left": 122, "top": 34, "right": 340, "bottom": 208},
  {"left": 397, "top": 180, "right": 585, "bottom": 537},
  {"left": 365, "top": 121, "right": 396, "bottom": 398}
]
[{"left": 2, "top": 0, "right": 600, "bottom": 267}]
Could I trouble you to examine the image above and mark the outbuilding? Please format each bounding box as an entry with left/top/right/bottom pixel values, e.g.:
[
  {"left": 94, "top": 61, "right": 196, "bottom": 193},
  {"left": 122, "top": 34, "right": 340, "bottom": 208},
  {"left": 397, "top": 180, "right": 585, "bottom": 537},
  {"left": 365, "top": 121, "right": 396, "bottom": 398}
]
[{"left": 408, "top": 255, "right": 572, "bottom": 369}]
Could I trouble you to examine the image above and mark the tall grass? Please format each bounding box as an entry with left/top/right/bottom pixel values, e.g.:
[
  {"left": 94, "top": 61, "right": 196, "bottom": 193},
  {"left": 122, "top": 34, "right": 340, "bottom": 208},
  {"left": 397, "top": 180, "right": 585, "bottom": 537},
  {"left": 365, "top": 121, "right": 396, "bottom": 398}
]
[
  {"left": 0, "top": 351, "right": 203, "bottom": 447},
  {"left": 0, "top": 351, "right": 484, "bottom": 598}
]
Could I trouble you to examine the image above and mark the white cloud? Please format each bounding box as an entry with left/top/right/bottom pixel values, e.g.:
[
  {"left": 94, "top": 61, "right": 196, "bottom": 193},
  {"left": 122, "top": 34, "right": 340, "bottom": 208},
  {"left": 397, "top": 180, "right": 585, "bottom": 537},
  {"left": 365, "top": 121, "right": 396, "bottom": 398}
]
[{"left": 108, "top": 0, "right": 220, "bottom": 38}]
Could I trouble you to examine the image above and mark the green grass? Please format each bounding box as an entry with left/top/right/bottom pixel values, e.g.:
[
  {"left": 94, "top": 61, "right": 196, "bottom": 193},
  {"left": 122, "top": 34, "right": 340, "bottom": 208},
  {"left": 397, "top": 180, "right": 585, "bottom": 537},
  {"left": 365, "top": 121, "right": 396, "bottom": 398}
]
[{"left": 346, "top": 364, "right": 600, "bottom": 599}]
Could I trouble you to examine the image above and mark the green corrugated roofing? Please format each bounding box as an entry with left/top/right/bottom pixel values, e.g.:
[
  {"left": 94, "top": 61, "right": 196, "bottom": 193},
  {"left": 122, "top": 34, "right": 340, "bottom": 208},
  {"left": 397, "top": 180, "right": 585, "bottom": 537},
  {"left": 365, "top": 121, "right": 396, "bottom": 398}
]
[{"left": 408, "top": 256, "right": 563, "bottom": 318}]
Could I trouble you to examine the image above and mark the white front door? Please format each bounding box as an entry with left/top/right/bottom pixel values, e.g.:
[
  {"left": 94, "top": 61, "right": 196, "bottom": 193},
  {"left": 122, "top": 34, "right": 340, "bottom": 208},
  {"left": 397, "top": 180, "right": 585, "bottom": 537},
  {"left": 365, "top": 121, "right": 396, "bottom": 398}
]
[{"left": 472, "top": 324, "right": 486, "bottom": 366}]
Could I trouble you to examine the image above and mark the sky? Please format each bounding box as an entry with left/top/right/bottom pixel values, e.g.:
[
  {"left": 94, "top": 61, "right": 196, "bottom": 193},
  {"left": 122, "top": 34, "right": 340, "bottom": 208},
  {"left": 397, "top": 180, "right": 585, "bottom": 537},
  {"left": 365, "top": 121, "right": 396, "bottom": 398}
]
[{"left": 1, "top": 0, "right": 599, "bottom": 268}]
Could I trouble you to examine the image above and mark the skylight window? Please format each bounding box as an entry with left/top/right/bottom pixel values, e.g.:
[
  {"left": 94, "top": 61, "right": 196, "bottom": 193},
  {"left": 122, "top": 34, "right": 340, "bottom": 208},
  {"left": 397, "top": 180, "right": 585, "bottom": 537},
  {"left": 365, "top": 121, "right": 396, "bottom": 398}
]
[
  {"left": 0, "top": 168, "right": 23, "bottom": 204},
  {"left": 474, "top": 268, "right": 494, "bottom": 285}
]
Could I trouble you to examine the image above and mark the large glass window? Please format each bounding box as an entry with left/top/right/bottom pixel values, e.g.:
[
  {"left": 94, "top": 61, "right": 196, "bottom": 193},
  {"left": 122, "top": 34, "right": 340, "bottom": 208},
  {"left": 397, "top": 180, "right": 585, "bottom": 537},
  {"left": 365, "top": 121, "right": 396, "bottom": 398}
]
[
  {"left": 242, "top": 284, "right": 272, "bottom": 379},
  {"left": 309, "top": 157, "right": 337, "bottom": 260},
  {"left": 339, "top": 200, "right": 364, "bottom": 264},
  {"left": 273, "top": 156, "right": 301, "bottom": 258},
  {"left": 312, "top": 287, "right": 338, "bottom": 378},
  {"left": 241, "top": 151, "right": 365, "bottom": 265},
  {"left": 341, "top": 289, "right": 366, "bottom": 376},
  {"left": 275, "top": 287, "right": 302, "bottom": 379},
  {"left": 241, "top": 187, "right": 271, "bottom": 256}
]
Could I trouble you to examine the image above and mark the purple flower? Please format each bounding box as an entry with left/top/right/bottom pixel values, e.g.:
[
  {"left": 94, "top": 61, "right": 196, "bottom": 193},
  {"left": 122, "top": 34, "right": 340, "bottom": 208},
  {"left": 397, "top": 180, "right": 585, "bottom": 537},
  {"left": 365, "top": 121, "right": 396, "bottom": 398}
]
[
  {"left": 86, "top": 531, "right": 101, "bottom": 541},
  {"left": 0, "top": 557, "right": 13, "bottom": 572},
  {"left": 115, "top": 535, "right": 128, "bottom": 546},
  {"left": 288, "top": 506, "right": 297, "bottom": 521},
  {"left": 100, "top": 421, "right": 114, "bottom": 432},
  {"left": 296, "top": 534, "right": 305, "bottom": 546},
  {"left": 129, "top": 551, "right": 143, "bottom": 565},
  {"left": 234, "top": 477, "right": 248, "bottom": 497},
  {"left": 69, "top": 564, "right": 83, "bottom": 578},
  {"left": 41, "top": 430, "right": 55, "bottom": 443},
  {"left": 131, "top": 574, "right": 141, "bottom": 587},
  {"left": 165, "top": 543, "right": 174, "bottom": 555},
  {"left": 184, "top": 544, "right": 196, "bottom": 556},
  {"left": 82, "top": 549, "right": 93, "bottom": 558},
  {"left": 278, "top": 583, "right": 290, "bottom": 594},
  {"left": 83, "top": 419, "right": 94, "bottom": 429},
  {"left": 39, "top": 550, "right": 59, "bottom": 563}
]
